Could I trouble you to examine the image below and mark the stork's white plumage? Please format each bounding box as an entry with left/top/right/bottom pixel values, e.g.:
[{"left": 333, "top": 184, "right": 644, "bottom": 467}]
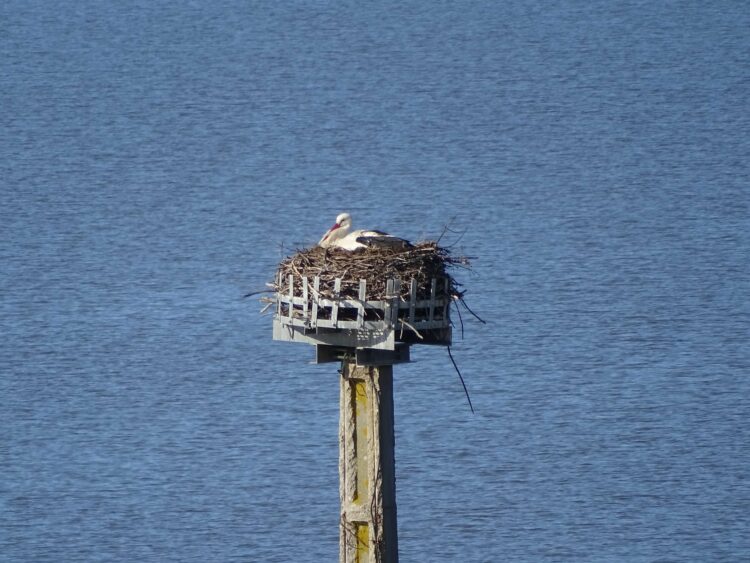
[{"left": 318, "top": 212, "right": 411, "bottom": 251}]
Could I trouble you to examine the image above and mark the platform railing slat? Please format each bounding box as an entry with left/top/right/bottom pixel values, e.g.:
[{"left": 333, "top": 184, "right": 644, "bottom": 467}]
[
  {"left": 408, "top": 278, "right": 417, "bottom": 325},
  {"left": 311, "top": 277, "right": 320, "bottom": 325},
  {"left": 358, "top": 279, "right": 367, "bottom": 329},
  {"left": 287, "top": 274, "right": 294, "bottom": 321},
  {"left": 332, "top": 278, "right": 341, "bottom": 327},
  {"left": 302, "top": 276, "right": 309, "bottom": 323}
]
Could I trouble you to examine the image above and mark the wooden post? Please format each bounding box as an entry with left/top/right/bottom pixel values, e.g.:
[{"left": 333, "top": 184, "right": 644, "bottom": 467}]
[{"left": 339, "top": 357, "right": 398, "bottom": 563}]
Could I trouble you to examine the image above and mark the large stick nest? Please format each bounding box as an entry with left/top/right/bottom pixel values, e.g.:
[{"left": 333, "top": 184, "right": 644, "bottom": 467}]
[{"left": 275, "top": 242, "right": 469, "bottom": 301}]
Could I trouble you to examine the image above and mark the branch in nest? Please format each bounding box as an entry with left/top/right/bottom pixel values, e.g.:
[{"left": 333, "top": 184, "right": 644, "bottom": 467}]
[{"left": 399, "top": 318, "right": 424, "bottom": 340}]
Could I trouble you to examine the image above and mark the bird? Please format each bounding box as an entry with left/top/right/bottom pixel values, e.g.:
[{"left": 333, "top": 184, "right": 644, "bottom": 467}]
[{"left": 318, "top": 212, "right": 412, "bottom": 251}]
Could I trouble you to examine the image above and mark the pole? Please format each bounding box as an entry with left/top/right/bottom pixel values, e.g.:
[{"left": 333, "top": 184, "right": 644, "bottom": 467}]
[{"left": 339, "top": 357, "right": 398, "bottom": 563}]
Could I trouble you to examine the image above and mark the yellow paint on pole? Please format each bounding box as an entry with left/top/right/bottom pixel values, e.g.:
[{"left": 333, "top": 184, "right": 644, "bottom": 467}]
[
  {"left": 356, "top": 523, "right": 370, "bottom": 563},
  {"left": 354, "top": 380, "right": 369, "bottom": 505}
]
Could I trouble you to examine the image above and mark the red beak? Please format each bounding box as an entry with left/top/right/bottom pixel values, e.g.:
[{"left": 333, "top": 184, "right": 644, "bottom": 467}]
[{"left": 322, "top": 222, "right": 340, "bottom": 242}]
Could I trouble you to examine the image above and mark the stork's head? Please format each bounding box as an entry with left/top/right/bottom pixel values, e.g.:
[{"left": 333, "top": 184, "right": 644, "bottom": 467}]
[
  {"left": 335, "top": 213, "right": 352, "bottom": 230},
  {"left": 318, "top": 212, "right": 353, "bottom": 247}
]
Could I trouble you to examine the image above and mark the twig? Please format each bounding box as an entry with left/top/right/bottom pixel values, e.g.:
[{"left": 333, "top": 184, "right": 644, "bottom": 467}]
[
  {"left": 398, "top": 318, "right": 424, "bottom": 340},
  {"left": 453, "top": 296, "right": 465, "bottom": 339},
  {"left": 447, "top": 345, "right": 475, "bottom": 414},
  {"left": 459, "top": 296, "right": 486, "bottom": 324},
  {"left": 435, "top": 215, "right": 458, "bottom": 245},
  {"left": 243, "top": 289, "right": 274, "bottom": 298}
]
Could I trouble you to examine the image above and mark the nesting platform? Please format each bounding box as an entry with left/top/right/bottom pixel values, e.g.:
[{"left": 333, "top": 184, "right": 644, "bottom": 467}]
[
  {"left": 272, "top": 244, "right": 459, "bottom": 365},
  {"left": 268, "top": 241, "right": 468, "bottom": 562}
]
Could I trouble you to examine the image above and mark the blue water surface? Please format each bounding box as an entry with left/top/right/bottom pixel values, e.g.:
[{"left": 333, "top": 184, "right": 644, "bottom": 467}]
[{"left": 2, "top": 1, "right": 749, "bottom": 561}]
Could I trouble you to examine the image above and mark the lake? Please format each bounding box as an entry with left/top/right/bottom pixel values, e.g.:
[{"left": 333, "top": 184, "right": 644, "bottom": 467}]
[{"left": 1, "top": 1, "right": 749, "bottom": 561}]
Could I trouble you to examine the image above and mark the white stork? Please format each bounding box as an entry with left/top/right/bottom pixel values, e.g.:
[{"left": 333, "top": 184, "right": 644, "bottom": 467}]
[{"left": 318, "top": 212, "right": 412, "bottom": 251}]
